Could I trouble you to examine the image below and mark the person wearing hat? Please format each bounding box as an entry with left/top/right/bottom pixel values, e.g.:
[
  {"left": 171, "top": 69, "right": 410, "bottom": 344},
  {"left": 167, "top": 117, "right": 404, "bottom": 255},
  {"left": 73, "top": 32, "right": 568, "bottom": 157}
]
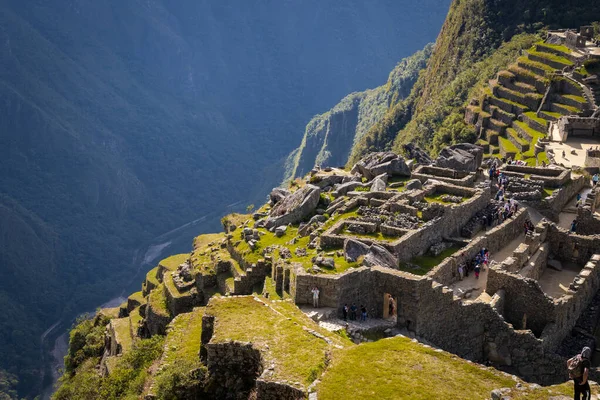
[{"left": 571, "top": 346, "right": 592, "bottom": 400}]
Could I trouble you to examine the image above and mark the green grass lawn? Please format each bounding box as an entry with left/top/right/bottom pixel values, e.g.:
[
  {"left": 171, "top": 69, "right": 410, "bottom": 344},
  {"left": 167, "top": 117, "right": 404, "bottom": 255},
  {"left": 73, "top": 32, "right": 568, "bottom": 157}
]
[
  {"left": 159, "top": 253, "right": 189, "bottom": 272},
  {"left": 317, "top": 336, "right": 515, "bottom": 400},
  {"left": 398, "top": 245, "right": 461, "bottom": 275},
  {"left": 208, "top": 297, "right": 347, "bottom": 385},
  {"left": 146, "top": 267, "right": 160, "bottom": 287},
  {"left": 498, "top": 136, "right": 519, "bottom": 154},
  {"left": 527, "top": 49, "right": 573, "bottom": 67},
  {"left": 148, "top": 284, "right": 169, "bottom": 317}
]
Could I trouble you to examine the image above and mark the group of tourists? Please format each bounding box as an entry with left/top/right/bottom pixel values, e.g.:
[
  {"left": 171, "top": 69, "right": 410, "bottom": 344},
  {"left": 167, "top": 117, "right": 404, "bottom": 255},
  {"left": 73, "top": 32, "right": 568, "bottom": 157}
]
[
  {"left": 457, "top": 248, "right": 489, "bottom": 280},
  {"left": 342, "top": 303, "right": 368, "bottom": 322}
]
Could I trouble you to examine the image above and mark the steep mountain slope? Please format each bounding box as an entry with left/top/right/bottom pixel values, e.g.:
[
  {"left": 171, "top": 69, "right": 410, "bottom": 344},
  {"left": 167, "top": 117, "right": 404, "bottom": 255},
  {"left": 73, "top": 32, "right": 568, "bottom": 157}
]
[
  {"left": 284, "top": 44, "right": 433, "bottom": 181},
  {"left": 349, "top": 0, "right": 600, "bottom": 163},
  {"left": 0, "top": 0, "right": 450, "bottom": 396}
]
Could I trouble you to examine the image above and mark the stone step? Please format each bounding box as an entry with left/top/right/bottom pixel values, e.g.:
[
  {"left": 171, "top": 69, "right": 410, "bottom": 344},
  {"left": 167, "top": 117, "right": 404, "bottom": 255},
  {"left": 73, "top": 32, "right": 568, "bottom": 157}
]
[
  {"left": 487, "top": 118, "right": 508, "bottom": 134},
  {"left": 550, "top": 102, "right": 580, "bottom": 116},
  {"left": 508, "top": 65, "right": 548, "bottom": 93},
  {"left": 488, "top": 94, "right": 529, "bottom": 115}
]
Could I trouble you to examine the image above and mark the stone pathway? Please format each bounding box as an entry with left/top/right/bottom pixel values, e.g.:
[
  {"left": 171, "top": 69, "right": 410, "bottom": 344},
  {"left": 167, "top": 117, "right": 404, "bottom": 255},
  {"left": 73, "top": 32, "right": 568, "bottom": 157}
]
[{"left": 318, "top": 316, "right": 397, "bottom": 333}]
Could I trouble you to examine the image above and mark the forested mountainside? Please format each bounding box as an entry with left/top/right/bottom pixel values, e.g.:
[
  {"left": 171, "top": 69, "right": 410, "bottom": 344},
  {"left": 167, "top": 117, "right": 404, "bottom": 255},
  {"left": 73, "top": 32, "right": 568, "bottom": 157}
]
[
  {"left": 0, "top": 0, "right": 450, "bottom": 397},
  {"left": 284, "top": 45, "right": 433, "bottom": 182},
  {"left": 347, "top": 0, "right": 600, "bottom": 164}
]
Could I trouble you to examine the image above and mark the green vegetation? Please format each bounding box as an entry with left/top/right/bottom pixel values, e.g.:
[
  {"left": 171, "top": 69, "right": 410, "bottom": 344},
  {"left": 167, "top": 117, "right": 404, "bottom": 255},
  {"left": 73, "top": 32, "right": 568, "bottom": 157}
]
[
  {"left": 234, "top": 212, "right": 360, "bottom": 274},
  {"left": 285, "top": 45, "right": 434, "bottom": 181},
  {"left": 54, "top": 336, "right": 164, "bottom": 400},
  {"left": 317, "top": 336, "right": 515, "bottom": 400},
  {"left": 535, "top": 42, "right": 571, "bottom": 55},
  {"left": 64, "top": 315, "right": 110, "bottom": 373},
  {"left": 148, "top": 285, "right": 169, "bottom": 318},
  {"left": 527, "top": 48, "right": 573, "bottom": 67},
  {"left": 154, "top": 309, "right": 206, "bottom": 399},
  {"left": 159, "top": 254, "right": 189, "bottom": 272},
  {"left": 399, "top": 245, "right": 461, "bottom": 275},
  {"left": 498, "top": 136, "right": 519, "bottom": 154},
  {"left": 208, "top": 297, "right": 345, "bottom": 384}
]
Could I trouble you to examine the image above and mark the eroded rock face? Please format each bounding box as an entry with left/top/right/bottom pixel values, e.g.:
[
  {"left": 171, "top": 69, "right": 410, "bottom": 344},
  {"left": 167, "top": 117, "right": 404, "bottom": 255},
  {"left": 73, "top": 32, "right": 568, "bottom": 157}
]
[
  {"left": 344, "top": 238, "right": 370, "bottom": 262},
  {"left": 363, "top": 244, "right": 398, "bottom": 269},
  {"left": 266, "top": 184, "right": 321, "bottom": 228},
  {"left": 370, "top": 174, "right": 388, "bottom": 192},
  {"left": 403, "top": 142, "right": 433, "bottom": 165},
  {"left": 269, "top": 188, "right": 290, "bottom": 205},
  {"left": 351, "top": 152, "right": 411, "bottom": 180},
  {"left": 405, "top": 179, "right": 422, "bottom": 190},
  {"left": 435, "top": 143, "right": 484, "bottom": 172}
]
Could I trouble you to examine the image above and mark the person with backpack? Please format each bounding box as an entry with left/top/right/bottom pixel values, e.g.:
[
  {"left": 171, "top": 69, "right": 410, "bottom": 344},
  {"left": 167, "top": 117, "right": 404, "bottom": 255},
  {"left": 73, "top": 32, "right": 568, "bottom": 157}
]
[{"left": 568, "top": 346, "right": 592, "bottom": 400}]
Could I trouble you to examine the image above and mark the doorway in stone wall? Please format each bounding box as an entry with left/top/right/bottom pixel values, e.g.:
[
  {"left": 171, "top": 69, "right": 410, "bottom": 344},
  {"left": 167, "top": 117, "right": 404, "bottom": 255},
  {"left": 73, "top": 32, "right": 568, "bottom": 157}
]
[{"left": 383, "top": 293, "right": 397, "bottom": 320}]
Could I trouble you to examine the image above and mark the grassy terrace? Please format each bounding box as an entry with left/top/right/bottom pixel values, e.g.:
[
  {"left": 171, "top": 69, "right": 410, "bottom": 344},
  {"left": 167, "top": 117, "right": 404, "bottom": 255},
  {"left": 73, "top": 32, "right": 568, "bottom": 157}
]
[
  {"left": 129, "top": 290, "right": 145, "bottom": 303},
  {"left": 317, "top": 336, "right": 514, "bottom": 400},
  {"left": 208, "top": 297, "right": 347, "bottom": 385},
  {"left": 517, "top": 56, "right": 555, "bottom": 73},
  {"left": 148, "top": 284, "right": 169, "bottom": 317},
  {"left": 145, "top": 266, "right": 160, "bottom": 289},
  {"left": 527, "top": 49, "right": 573, "bottom": 68},
  {"left": 523, "top": 111, "right": 548, "bottom": 128},
  {"left": 112, "top": 318, "right": 133, "bottom": 354},
  {"left": 129, "top": 306, "right": 143, "bottom": 330},
  {"left": 398, "top": 245, "right": 462, "bottom": 275},
  {"left": 535, "top": 42, "right": 571, "bottom": 56},
  {"left": 506, "top": 128, "right": 528, "bottom": 147},
  {"left": 193, "top": 232, "right": 226, "bottom": 249},
  {"left": 498, "top": 136, "right": 518, "bottom": 153},
  {"left": 157, "top": 308, "right": 205, "bottom": 373},
  {"left": 562, "top": 94, "right": 587, "bottom": 104},
  {"left": 159, "top": 253, "right": 189, "bottom": 272},
  {"left": 234, "top": 210, "right": 361, "bottom": 274}
]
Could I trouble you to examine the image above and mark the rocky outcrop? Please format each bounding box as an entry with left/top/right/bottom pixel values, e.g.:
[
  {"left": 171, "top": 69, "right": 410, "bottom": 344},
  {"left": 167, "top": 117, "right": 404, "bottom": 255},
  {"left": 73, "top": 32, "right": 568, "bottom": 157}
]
[
  {"left": 435, "top": 143, "right": 484, "bottom": 172},
  {"left": 283, "top": 45, "right": 433, "bottom": 182},
  {"left": 351, "top": 152, "right": 411, "bottom": 180},
  {"left": 363, "top": 244, "right": 398, "bottom": 269},
  {"left": 343, "top": 238, "right": 370, "bottom": 262},
  {"left": 266, "top": 185, "right": 321, "bottom": 228}
]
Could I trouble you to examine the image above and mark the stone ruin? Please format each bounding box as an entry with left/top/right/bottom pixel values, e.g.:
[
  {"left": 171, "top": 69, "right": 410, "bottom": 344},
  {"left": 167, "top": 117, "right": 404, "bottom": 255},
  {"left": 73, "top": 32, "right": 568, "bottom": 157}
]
[{"left": 107, "top": 144, "right": 600, "bottom": 398}]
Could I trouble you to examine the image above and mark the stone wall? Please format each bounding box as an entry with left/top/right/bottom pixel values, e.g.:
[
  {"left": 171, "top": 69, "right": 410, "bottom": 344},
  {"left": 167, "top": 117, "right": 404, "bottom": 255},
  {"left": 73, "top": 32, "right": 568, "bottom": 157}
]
[
  {"left": 255, "top": 380, "right": 305, "bottom": 400},
  {"left": 502, "top": 165, "right": 570, "bottom": 188},
  {"left": 537, "top": 175, "right": 587, "bottom": 222},
  {"left": 145, "top": 301, "right": 171, "bottom": 336},
  {"left": 485, "top": 267, "right": 555, "bottom": 337},
  {"left": 430, "top": 208, "right": 529, "bottom": 285},
  {"left": 205, "top": 341, "right": 263, "bottom": 399},
  {"left": 546, "top": 224, "right": 600, "bottom": 265},
  {"left": 412, "top": 165, "right": 476, "bottom": 187}
]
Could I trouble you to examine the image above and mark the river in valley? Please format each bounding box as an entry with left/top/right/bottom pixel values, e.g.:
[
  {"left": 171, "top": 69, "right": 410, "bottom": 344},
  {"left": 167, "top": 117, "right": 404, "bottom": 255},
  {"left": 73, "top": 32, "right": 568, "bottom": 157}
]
[{"left": 39, "top": 203, "right": 243, "bottom": 398}]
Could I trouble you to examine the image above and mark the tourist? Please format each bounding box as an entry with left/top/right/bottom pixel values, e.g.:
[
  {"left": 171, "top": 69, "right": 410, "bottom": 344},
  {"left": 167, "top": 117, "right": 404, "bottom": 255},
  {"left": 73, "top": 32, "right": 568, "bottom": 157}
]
[
  {"left": 342, "top": 304, "right": 348, "bottom": 321},
  {"left": 474, "top": 263, "right": 481, "bottom": 279},
  {"left": 311, "top": 286, "right": 320, "bottom": 308},
  {"left": 571, "top": 219, "right": 578, "bottom": 233},
  {"left": 563, "top": 150, "right": 566, "bottom": 158},
  {"left": 593, "top": 173, "right": 599, "bottom": 186},
  {"left": 360, "top": 305, "right": 367, "bottom": 321},
  {"left": 568, "top": 346, "right": 592, "bottom": 400},
  {"left": 388, "top": 296, "right": 395, "bottom": 317},
  {"left": 458, "top": 264, "right": 464, "bottom": 280},
  {"left": 350, "top": 303, "right": 357, "bottom": 321}
]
